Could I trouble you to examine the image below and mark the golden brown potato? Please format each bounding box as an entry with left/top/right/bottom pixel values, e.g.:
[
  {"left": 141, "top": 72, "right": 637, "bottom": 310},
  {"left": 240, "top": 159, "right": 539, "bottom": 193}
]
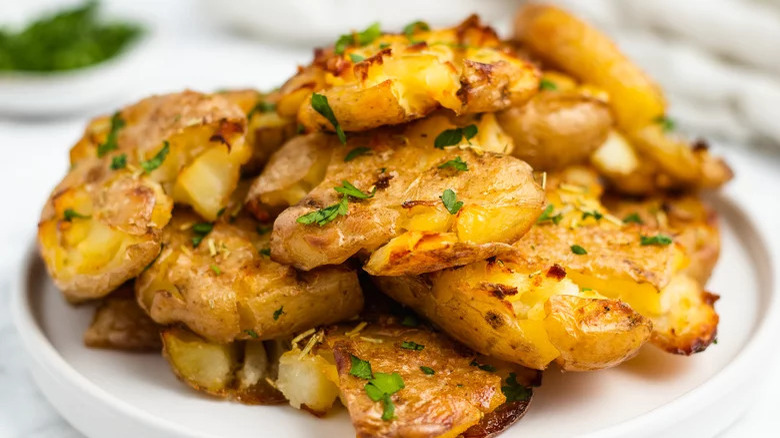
[
  {"left": 514, "top": 4, "right": 665, "bottom": 132},
  {"left": 282, "top": 16, "right": 539, "bottom": 133},
  {"left": 258, "top": 114, "right": 543, "bottom": 275},
  {"left": 69, "top": 90, "right": 250, "bottom": 220},
  {"left": 220, "top": 89, "right": 298, "bottom": 175},
  {"left": 136, "top": 209, "right": 363, "bottom": 343},
  {"left": 275, "top": 317, "right": 537, "bottom": 437},
  {"left": 84, "top": 285, "right": 161, "bottom": 351},
  {"left": 497, "top": 89, "right": 612, "bottom": 170},
  {"left": 161, "top": 327, "right": 286, "bottom": 404},
  {"left": 38, "top": 160, "right": 173, "bottom": 302}
]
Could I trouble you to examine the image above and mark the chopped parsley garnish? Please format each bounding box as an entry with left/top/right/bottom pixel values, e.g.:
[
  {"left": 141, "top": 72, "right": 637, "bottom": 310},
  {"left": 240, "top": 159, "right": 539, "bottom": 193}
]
[
  {"left": 536, "top": 205, "right": 563, "bottom": 225},
  {"left": 434, "top": 124, "right": 478, "bottom": 149},
  {"left": 296, "top": 123, "right": 305, "bottom": 134},
  {"left": 296, "top": 196, "right": 349, "bottom": 226},
  {"left": 403, "top": 20, "right": 430, "bottom": 42},
  {"left": 364, "top": 372, "right": 405, "bottom": 421},
  {"left": 63, "top": 208, "right": 89, "bottom": 221},
  {"left": 344, "top": 146, "right": 371, "bottom": 162},
  {"left": 438, "top": 156, "right": 468, "bottom": 172},
  {"left": 140, "top": 141, "right": 170, "bottom": 173},
  {"left": 110, "top": 153, "right": 127, "bottom": 170},
  {"left": 640, "top": 234, "right": 673, "bottom": 246},
  {"left": 334, "top": 22, "right": 381, "bottom": 54},
  {"left": 334, "top": 180, "right": 376, "bottom": 199},
  {"left": 400, "top": 341, "right": 424, "bottom": 351},
  {"left": 581, "top": 210, "right": 603, "bottom": 221},
  {"left": 311, "top": 93, "right": 346, "bottom": 144},
  {"left": 502, "top": 373, "right": 532, "bottom": 402},
  {"left": 349, "top": 53, "right": 365, "bottom": 63},
  {"left": 259, "top": 247, "right": 271, "bottom": 257},
  {"left": 256, "top": 224, "right": 272, "bottom": 235},
  {"left": 654, "top": 115, "right": 675, "bottom": 132},
  {"left": 622, "top": 213, "right": 643, "bottom": 224},
  {"left": 210, "top": 264, "right": 222, "bottom": 275},
  {"left": 244, "top": 329, "right": 259, "bottom": 339},
  {"left": 401, "top": 314, "right": 419, "bottom": 327},
  {"left": 539, "top": 79, "right": 558, "bottom": 91},
  {"left": 469, "top": 360, "right": 496, "bottom": 372},
  {"left": 440, "top": 189, "right": 463, "bottom": 215},
  {"left": 191, "top": 222, "right": 213, "bottom": 247},
  {"left": 216, "top": 207, "right": 226, "bottom": 217},
  {"left": 349, "top": 355, "right": 374, "bottom": 380},
  {"left": 247, "top": 100, "right": 275, "bottom": 119},
  {"left": 570, "top": 244, "right": 587, "bottom": 255},
  {"left": 97, "top": 112, "right": 125, "bottom": 157},
  {"left": 273, "top": 306, "right": 284, "bottom": 320},
  {"left": 420, "top": 366, "right": 435, "bottom": 375}
]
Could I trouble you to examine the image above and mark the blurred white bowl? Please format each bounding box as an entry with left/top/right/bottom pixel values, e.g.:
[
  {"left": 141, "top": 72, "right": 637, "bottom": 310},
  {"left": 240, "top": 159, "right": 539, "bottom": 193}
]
[
  {"left": 200, "top": 0, "right": 517, "bottom": 46},
  {"left": 0, "top": 38, "right": 149, "bottom": 118}
]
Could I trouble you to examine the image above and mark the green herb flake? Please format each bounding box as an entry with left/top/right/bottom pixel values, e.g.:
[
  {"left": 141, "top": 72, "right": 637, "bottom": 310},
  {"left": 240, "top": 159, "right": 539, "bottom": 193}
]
[
  {"left": 539, "top": 79, "right": 558, "bottom": 91},
  {"left": 581, "top": 210, "right": 603, "bottom": 221},
  {"left": 334, "top": 22, "right": 381, "bottom": 54},
  {"left": 367, "top": 372, "right": 405, "bottom": 396},
  {"left": 536, "top": 205, "right": 562, "bottom": 225},
  {"left": 273, "top": 306, "right": 284, "bottom": 320},
  {"left": 63, "top": 208, "right": 90, "bottom": 221},
  {"left": 334, "top": 180, "right": 376, "bottom": 199},
  {"left": 97, "top": 112, "right": 125, "bottom": 157},
  {"left": 256, "top": 224, "right": 272, "bottom": 235},
  {"left": 570, "top": 244, "right": 587, "bottom": 255},
  {"left": 191, "top": 222, "right": 214, "bottom": 247},
  {"left": 245, "top": 329, "right": 258, "bottom": 339},
  {"left": 403, "top": 20, "right": 430, "bottom": 42},
  {"left": 216, "top": 207, "right": 226, "bottom": 217},
  {"left": 469, "top": 360, "right": 496, "bottom": 372},
  {"left": 502, "top": 373, "right": 532, "bottom": 402},
  {"left": 438, "top": 156, "right": 468, "bottom": 172},
  {"left": 210, "top": 264, "right": 222, "bottom": 275},
  {"left": 434, "top": 125, "right": 478, "bottom": 149},
  {"left": 420, "top": 366, "right": 435, "bottom": 375},
  {"left": 311, "top": 93, "right": 346, "bottom": 144},
  {"left": 247, "top": 100, "right": 276, "bottom": 119},
  {"left": 381, "top": 394, "right": 395, "bottom": 421},
  {"left": 622, "top": 213, "right": 644, "bottom": 225},
  {"left": 140, "top": 141, "right": 170, "bottom": 173},
  {"left": 344, "top": 146, "right": 371, "bottom": 162},
  {"left": 441, "top": 189, "right": 463, "bottom": 215},
  {"left": 640, "top": 234, "right": 673, "bottom": 246},
  {"left": 349, "top": 53, "right": 365, "bottom": 63},
  {"left": 297, "top": 196, "right": 349, "bottom": 226},
  {"left": 350, "top": 355, "right": 374, "bottom": 380},
  {"left": 400, "top": 341, "right": 424, "bottom": 351},
  {"left": 260, "top": 247, "right": 271, "bottom": 257},
  {"left": 378, "top": 42, "right": 390, "bottom": 49},
  {"left": 654, "top": 115, "right": 676, "bottom": 132},
  {"left": 110, "top": 153, "right": 127, "bottom": 170}
]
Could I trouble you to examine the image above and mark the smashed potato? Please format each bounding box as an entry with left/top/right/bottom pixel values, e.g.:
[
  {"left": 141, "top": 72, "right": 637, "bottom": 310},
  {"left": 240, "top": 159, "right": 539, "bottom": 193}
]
[
  {"left": 38, "top": 160, "right": 173, "bottom": 302},
  {"left": 281, "top": 16, "right": 539, "bottom": 133},
  {"left": 161, "top": 327, "right": 286, "bottom": 404},
  {"left": 257, "top": 115, "right": 543, "bottom": 275},
  {"left": 84, "top": 285, "right": 161, "bottom": 351},
  {"left": 136, "top": 210, "right": 363, "bottom": 343},
  {"left": 69, "top": 90, "right": 250, "bottom": 220},
  {"left": 275, "top": 316, "right": 537, "bottom": 437}
]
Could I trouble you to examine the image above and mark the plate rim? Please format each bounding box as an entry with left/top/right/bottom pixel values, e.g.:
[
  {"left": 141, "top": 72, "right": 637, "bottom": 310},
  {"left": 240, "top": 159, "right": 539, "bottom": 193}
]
[{"left": 12, "top": 193, "right": 780, "bottom": 438}]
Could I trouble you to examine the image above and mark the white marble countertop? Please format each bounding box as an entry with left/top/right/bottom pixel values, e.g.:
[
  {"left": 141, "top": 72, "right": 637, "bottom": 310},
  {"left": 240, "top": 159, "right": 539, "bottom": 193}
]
[{"left": 1, "top": 1, "right": 779, "bottom": 437}]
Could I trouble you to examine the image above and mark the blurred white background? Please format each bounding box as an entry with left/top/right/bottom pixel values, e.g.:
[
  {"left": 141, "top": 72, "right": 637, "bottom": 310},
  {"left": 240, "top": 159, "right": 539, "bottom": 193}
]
[{"left": 1, "top": 1, "right": 779, "bottom": 437}]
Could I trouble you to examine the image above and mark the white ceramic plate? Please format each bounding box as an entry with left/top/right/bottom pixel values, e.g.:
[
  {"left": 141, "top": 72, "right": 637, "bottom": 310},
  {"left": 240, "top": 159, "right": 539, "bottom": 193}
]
[{"left": 12, "top": 194, "right": 778, "bottom": 438}]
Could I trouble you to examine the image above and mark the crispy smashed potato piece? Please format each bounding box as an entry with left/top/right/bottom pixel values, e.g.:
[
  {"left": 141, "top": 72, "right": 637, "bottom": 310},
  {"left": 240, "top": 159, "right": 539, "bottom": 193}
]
[
  {"left": 161, "top": 327, "right": 286, "bottom": 404},
  {"left": 38, "top": 160, "right": 173, "bottom": 302},
  {"left": 84, "top": 286, "right": 161, "bottom": 351},
  {"left": 136, "top": 210, "right": 363, "bottom": 343},
  {"left": 69, "top": 90, "right": 250, "bottom": 220},
  {"left": 258, "top": 115, "right": 543, "bottom": 275},
  {"left": 497, "top": 89, "right": 612, "bottom": 170},
  {"left": 220, "top": 89, "right": 298, "bottom": 175},
  {"left": 281, "top": 16, "right": 539, "bottom": 133},
  {"left": 275, "top": 318, "right": 536, "bottom": 437}
]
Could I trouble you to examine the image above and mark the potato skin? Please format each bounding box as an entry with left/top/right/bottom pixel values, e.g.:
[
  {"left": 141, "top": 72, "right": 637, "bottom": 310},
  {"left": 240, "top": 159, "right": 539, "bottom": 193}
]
[
  {"left": 83, "top": 285, "right": 162, "bottom": 351},
  {"left": 497, "top": 90, "right": 612, "bottom": 170},
  {"left": 136, "top": 210, "right": 363, "bottom": 343},
  {"left": 266, "top": 116, "right": 544, "bottom": 275},
  {"left": 38, "top": 160, "right": 173, "bottom": 302}
]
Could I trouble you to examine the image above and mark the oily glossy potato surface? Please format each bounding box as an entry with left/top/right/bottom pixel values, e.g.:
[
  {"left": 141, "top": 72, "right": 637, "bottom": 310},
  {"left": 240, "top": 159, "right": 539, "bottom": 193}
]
[{"left": 136, "top": 209, "right": 363, "bottom": 343}]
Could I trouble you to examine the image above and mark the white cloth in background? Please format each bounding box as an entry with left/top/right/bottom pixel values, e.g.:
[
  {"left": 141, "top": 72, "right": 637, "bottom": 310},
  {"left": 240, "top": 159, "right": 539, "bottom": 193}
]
[{"left": 549, "top": 0, "right": 780, "bottom": 150}]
